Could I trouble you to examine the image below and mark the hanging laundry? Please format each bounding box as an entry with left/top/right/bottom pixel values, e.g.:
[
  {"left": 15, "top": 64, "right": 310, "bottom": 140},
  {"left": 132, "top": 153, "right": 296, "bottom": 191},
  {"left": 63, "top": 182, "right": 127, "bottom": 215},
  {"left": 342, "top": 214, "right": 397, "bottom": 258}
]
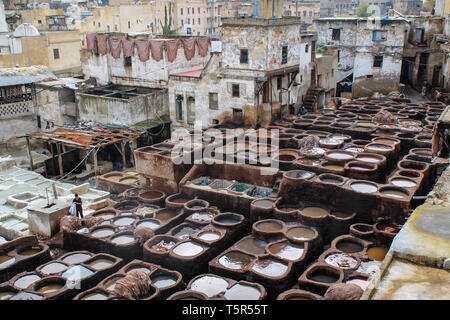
[
  {"left": 135, "top": 39, "right": 151, "bottom": 62},
  {"left": 196, "top": 37, "right": 210, "bottom": 57},
  {"left": 86, "top": 34, "right": 96, "bottom": 52},
  {"left": 165, "top": 39, "right": 179, "bottom": 62},
  {"left": 95, "top": 34, "right": 109, "bottom": 55}
]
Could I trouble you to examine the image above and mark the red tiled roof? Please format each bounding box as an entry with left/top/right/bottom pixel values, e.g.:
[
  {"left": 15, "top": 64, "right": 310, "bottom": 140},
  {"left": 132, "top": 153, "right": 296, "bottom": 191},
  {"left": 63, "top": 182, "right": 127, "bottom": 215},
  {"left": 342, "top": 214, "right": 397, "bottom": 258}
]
[{"left": 170, "top": 68, "right": 204, "bottom": 78}]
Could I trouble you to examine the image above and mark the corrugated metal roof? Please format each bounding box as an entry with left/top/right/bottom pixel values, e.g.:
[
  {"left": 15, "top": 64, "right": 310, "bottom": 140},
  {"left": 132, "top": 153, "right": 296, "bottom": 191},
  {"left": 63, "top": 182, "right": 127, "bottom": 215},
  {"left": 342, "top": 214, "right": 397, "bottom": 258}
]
[{"left": 0, "top": 70, "right": 57, "bottom": 87}]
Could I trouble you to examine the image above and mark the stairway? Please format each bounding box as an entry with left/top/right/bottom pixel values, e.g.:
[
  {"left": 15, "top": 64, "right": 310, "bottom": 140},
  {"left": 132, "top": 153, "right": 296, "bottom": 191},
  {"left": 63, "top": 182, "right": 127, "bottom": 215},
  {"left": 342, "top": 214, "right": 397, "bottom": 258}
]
[{"left": 302, "top": 87, "right": 322, "bottom": 112}]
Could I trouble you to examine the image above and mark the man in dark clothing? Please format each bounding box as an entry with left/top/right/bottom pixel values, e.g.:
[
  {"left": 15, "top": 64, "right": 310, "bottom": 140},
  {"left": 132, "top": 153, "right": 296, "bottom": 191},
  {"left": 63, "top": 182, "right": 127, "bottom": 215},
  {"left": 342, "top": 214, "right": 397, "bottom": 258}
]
[{"left": 73, "top": 194, "right": 83, "bottom": 219}]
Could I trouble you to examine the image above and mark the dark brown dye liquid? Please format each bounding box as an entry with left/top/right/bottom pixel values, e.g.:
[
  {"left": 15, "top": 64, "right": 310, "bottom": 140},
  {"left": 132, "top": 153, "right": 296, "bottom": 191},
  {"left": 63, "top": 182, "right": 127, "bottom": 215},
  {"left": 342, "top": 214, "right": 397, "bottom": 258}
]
[
  {"left": 308, "top": 271, "right": 339, "bottom": 283},
  {"left": 336, "top": 241, "right": 363, "bottom": 253}
]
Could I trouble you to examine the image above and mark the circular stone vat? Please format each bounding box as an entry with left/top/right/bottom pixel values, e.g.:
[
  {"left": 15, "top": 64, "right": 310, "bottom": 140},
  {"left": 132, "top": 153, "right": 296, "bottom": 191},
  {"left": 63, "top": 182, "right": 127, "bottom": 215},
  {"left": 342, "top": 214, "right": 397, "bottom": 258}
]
[
  {"left": 297, "top": 157, "right": 321, "bottom": 166},
  {"left": 286, "top": 226, "right": 317, "bottom": 242},
  {"left": 350, "top": 181, "right": 378, "bottom": 193},
  {"left": 172, "top": 224, "right": 202, "bottom": 240},
  {"left": 390, "top": 177, "right": 417, "bottom": 188},
  {"left": 184, "top": 199, "right": 209, "bottom": 212},
  {"left": 0, "top": 255, "right": 15, "bottom": 270},
  {"left": 318, "top": 173, "right": 345, "bottom": 185},
  {"left": 335, "top": 239, "right": 364, "bottom": 253},
  {"left": 284, "top": 170, "right": 315, "bottom": 180},
  {"left": 136, "top": 219, "right": 161, "bottom": 230},
  {"left": 350, "top": 223, "right": 374, "bottom": 238},
  {"left": 324, "top": 252, "right": 358, "bottom": 269},
  {"left": 379, "top": 186, "right": 409, "bottom": 199},
  {"left": 17, "top": 246, "right": 42, "bottom": 257},
  {"left": 410, "top": 148, "right": 432, "bottom": 157},
  {"left": 113, "top": 216, "right": 137, "bottom": 226},
  {"left": 364, "top": 143, "right": 394, "bottom": 155},
  {"left": 167, "top": 290, "right": 208, "bottom": 300},
  {"left": 118, "top": 176, "right": 139, "bottom": 185},
  {"left": 125, "top": 264, "right": 151, "bottom": 274},
  {"left": 103, "top": 275, "right": 124, "bottom": 291},
  {"left": 87, "top": 257, "right": 115, "bottom": 270},
  {"left": 355, "top": 153, "right": 385, "bottom": 164},
  {"left": 218, "top": 251, "right": 255, "bottom": 270},
  {"left": 0, "top": 289, "right": 16, "bottom": 300},
  {"left": 172, "top": 241, "right": 205, "bottom": 257},
  {"left": 397, "top": 169, "right": 422, "bottom": 179},
  {"left": 367, "top": 245, "right": 389, "bottom": 261},
  {"left": 306, "top": 266, "right": 341, "bottom": 284},
  {"left": 154, "top": 208, "right": 179, "bottom": 222},
  {"left": 268, "top": 241, "right": 305, "bottom": 261},
  {"left": 277, "top": 289, "right": 324, "bottom": 300},
  {"left": 252, "top": 258, "right": 289, "bottom": 277},
  {"left": 301, "top": 147, "right": 326, "bottom": 159},
  {"left": 33, "top": 278, "right": 65, "bottom": 294},
  {"left": 398, "top": 160, "right": 427, "bottom": 172},
  {"left": 113, "top": 200, "right": 139, "bottom": 212},
  {"left": 93, "top": 210, "right": 117, "bottom": 220},
  {"left": 235, "top": 237, "right": 268, "bottom": 255},
  {"left": 190, "top": 275, "right": 229, "bottom": 297},
  {"left": 39, "top": 262, "right": 68, "bottom": 275},
  {"left": 253, "top": 219, "right": 284, "bottom": 235},
  {"left": 345, "top": 146, "right": 365, "bottom": 154},
  {"left": 212, "top": 213, "right": 243, "bottom": 227},
  {"left": 90, "top": 227, "right": 115, "bottom": 239},
  {"left": 325, "top": 150, "right": 355, "bottom": 162},
  {"left": 62, "top": 265, "right": 94, "bottom": 280},
  {"left": 301, "top": 206, "right": 329, "bottom": 218},
  {"left": 61, "top": 252, "right": 92, "bottom": 264},
  {"left": 252, "top": 199, "right": 275, "bottom": 209},
  {"left": 346, "top": 276, "right": 370, "bottom": 290},
  {"left": 79, "top": 291, "right": 109, "bottom": 300},
  {"left": 150, "top": 272, "right": 179, "bottom": 289},
  {"left": 138, "top": 190, "right": 165, "bottom": 204},
  {"left": 111, "top": 233, "right": 135, "bottom": 245},
  {"left": 224, "top": 283, "right": 262, "bottom": 300},
  {"left": 165, "top": 193, "right": 192, "bottom": 208},
  {"left": 322, "top": 162, "right": 345, "bottom": 172},
  {"left": 13, "top": 274, "right": 42, "bottom": 289},
  {"left": 198, "top": 230, "right": 222, "bottom": 242},
  {"left": 103, "top": 172, "right": 123, "bottom": 182}
]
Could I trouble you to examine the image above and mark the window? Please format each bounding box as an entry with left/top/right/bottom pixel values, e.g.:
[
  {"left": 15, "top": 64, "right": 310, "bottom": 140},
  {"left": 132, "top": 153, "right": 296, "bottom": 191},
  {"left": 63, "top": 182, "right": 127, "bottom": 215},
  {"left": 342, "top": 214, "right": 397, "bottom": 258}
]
[
  {"left": 98, "top": 22, "right": 101, "bottom": 27},
  {"left": 181, "top": 19, "right": 184, "bottom": 25},
  {"left": 115, "top": 24, "right": 118, "bottom": 31},
  {"left": 176, "top": 95, "right": 184, "bottom": 121},
  {"left": 198, "top": 18, "right": 200, "bottom": 24},
  {"left": 303, "top": 10, "right": 307, "bottom": 17},
  {"left": 277, "top": 76, "right": 282, "bottom": 90},
  {"left": 107, "top": 25, "right": 110, "bottom": 32},
  {"left": 93, "top": 21, "right": 95, "bottom": 26},
  {"left": 338, "top": 49, "right": 340, "bottom": 62},
  {"left": 53, "top": 48, "right": 60, "bottom": 59},
  {"left": 38, "top": 20, "right": 42, "bottom": 24},
  {"left": 186, "top": 27, "right": 192, "bottom": 34},
  {"left": 332, "top": 28, "right": 340, "bottom": 40},
  {"left": 240, "top": 49, "right": 248, "bottom": 63},
  {"left": 188, "top": 7, "right": 190, "bottom": 14},
  {"left": 373, "top": 30, "right": 387, "bottom": 41},
  {"left": 232, "top": 84, "right": 240, "bottom": 98},
  {"left": 181, "top": 8, "right": 183, "bottom": 15},
  {"left": 373, "top": 55, "right": 383, "bottom": 68},
  {"left": 282, "top": 46, "right": 288, "bottom": 64},
  {"left": 198, "top": 7, "right": 200, "bottom": 14},
  {"left": 124, "top": 56, "right": 132, "bottom": 67},
  {"left": 193, "top": 19, "right": 195, "bottom": 25},
  {"left": 209, "top": 93, "right": 218, "bottom": 110},
  {"left": 305, "top": 44, "right": 309, "bottom": 53},
  {"left": 415, "top": 28, "right": 425, "bottom": 43},
  {"left": 309, "top": 11, "right": 312, "bottom": 17},
  {"left": 128, "top": 21, "right": 131, "bottom": 29},
  {"left": 188, "top": 18, "right": 190, "bottom": 24},
  {"left": 37, "top": 115, "right": 41, "bottom": 129}
]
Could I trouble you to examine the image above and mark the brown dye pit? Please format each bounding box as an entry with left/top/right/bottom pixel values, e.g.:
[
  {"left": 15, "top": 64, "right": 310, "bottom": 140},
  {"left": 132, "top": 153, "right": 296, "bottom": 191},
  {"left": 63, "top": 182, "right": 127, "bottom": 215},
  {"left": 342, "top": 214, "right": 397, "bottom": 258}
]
[
  {"left": 307, "top": 270, "right": 339, "bottom": 283},
  {"left": 140, "top": 191, "right": 163, "bottom": 199},
  {"left": 253, "top": 199, "right": 275, "bottom": 208},
  {"left": 190, "top": 275, "right": 229, "bottom": 297},
  {"left": 155, "top": 209, "right": 179, "bottom": 222},
  {"left": 367, "top": 247, "right": 389, "bottom": 261},
  {"left": 224, "top": 283, "right": 261, "bottom": 300},
  {"left": 391, "top": 178, "right": 417, "bottom": 188},
  {"left": 235, "top": 238, "right": 268, "bottom": 255},
  {"left": 367, "top": 144, "right": 392, "bottom": 151},
  {"left": 331, "top": 212, "right": 353, "bottom": 219},
  {"left": 88, "top": 259, "right": 114, "bottom": 270},
  {"left": 81, "top": 292, "right": 109, "bottom": 300},
  {"left": 120, "top": 178, "right": 138, "bottom": 184},
  {"left": 171, "top": 198, "right": 190, "bottom": 204},
  {"left": 336, "top": 241, "right": 364, "bottom": 253},
  {"left": 214, "top": 215, "right": 241, "bottom": 225},
  {"left": 105, "top": 175, "right": 122, "bottom": 182},
  {"left": 218, "top": 251, "right": 254, "bottom": 270},
  {"left": 327, "top": 152, "right": 353, "bottom": 160},
  {"left": 287, "top": 227, "right": 316, "bottom": 241},
  {"left": 285, "top": 170, "right": 314, "bottom": 179},
  {"left": 172, "top": 241, "right": 205, "bottom": 257},
  {"left": 320, "top": 176, "right": 343, "bottom": 184},
  {"left": 18, "top": 248, "right": 41, "bottom": 256},
  {"left": 36, "top": 283, "right": 63, "bottom": 294},
  {"left": 350, "top": 182, "right": 377, "bottom": 193},
  {"left": 14, "top": 274, "right": 41, "bottom": 289},
  {"left": 302, "top": 207, "right": 328, "bottom": 218},
  {"left": 299, "top": 159, "right": 321, "bottom": 166},
  {"left": 268, "top": 242, "right": 304, "bottom": 261},
  {"left": 111, "top": 235, "right": 135, "bottom": 245},
  {"left": 252, "top": 259, "right": 288, "bottom": 277},
  {"left": 324, "top": 164, "right": 344, "bottom": 170},
  {"left": 0, "top": 255, "right": 15, "bottom": 270},
  {"left": 94, "top": 211, "right": 116, "bottom": 220},
  {"left": 279, "top": 207, "right": 298, "bottom": 212},
  {"left": 62, "top": 253, "right": 92, "bottom": 264},
  {"left": 256, "top": 221, "right": 283, "bottom": 232},
  {"left": 40, "top": 262, "right": 68, "bottom": 275}
]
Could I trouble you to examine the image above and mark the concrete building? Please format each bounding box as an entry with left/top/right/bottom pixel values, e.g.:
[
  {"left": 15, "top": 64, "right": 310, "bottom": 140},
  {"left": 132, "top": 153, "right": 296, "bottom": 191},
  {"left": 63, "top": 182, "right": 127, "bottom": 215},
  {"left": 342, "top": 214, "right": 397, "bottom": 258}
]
[
  {"left": 320, "top": 0, "right": 359, "bottom": 17},
  {"left": 206, "top": 0, "right": 253, "bottom": 37},
  {"left": 283, "top": 0, "right": 320, "bottom": 29},
  {"left": 435, "top": 0, "right": 450, "bottom": 17},
  {"left": 316, "top": 46, "right": 338, "bottom": 107},
  {"left": 0, "top": 66, "right": 57, "bottom": 142},
  {"left": 168, "top": 16, "right": 302, "bottom": 129},
  {"left": 314, "top": 17, "right": 409, "bottom": 98},
  {"left": 402, "top": 17, "right": 445, "bottom": 93},
  {"left": 173, "top": 0, "right": 208, "bottom": 36}
]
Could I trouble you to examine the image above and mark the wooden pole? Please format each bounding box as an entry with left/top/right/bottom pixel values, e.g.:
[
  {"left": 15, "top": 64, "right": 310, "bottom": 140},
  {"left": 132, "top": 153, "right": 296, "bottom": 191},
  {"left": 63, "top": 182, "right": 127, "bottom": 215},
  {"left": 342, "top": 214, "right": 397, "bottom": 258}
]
[
  {"left": 25, "top": 136, "right": 34, "bottom": 171},
  {"left": 93, "top": 149, "right": 98, "bottom": 176},
  {"left": 57, "top": 143, "right": 64, "bottom": 177},
  {"left": 121, "top": 142, "right": 127, "bottom": 170}
]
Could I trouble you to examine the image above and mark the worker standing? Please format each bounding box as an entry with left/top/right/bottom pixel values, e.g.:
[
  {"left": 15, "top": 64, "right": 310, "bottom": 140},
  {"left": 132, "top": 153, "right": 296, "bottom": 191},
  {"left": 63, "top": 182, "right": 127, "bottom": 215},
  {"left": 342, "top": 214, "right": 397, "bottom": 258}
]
[{"left": 72, "top": 194, "right": 83, "bottom": 219}]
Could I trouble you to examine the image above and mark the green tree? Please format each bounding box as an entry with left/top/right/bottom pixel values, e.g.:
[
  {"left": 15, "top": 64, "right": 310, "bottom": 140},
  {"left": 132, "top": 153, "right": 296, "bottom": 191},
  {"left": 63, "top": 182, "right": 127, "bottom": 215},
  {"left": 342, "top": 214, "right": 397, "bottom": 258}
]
[
  {"left": 159, "top": 2, "right": 179, "bottom": 35},
  {"left": 356, "top": 3, "right": 374, "bottom": 17}
]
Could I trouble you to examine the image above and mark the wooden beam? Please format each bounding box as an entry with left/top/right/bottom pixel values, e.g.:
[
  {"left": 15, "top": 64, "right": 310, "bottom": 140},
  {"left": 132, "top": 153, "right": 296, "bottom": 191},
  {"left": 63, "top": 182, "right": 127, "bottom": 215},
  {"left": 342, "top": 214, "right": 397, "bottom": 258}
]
[
  {"left": 57, "top": 143, "right": 64, "bottom": 177},
  {"left": 26, "top": 136, "right": 34, "bottom": 171},
  {"left": 93, "top": 149, "right": 98, "bottom": 176},
  {"left": 121, "top": 142, "right": 127, "bottom": 170}
]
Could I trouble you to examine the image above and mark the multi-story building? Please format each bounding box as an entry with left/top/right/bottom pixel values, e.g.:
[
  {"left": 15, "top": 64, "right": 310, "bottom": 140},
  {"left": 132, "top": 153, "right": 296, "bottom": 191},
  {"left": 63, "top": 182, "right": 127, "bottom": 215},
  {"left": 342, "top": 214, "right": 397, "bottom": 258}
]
[
  {"left": 173, "top": 0, "right": 208, "bottom": 36},
  {"left": 284, "top": 0, "right": 320, "bottom": 29},
  {"left": 206, "top": 0, "right": 253, "bottom": 37},
  {"left": 393, "top": 0, "right": 422, "bottom": 16}
]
